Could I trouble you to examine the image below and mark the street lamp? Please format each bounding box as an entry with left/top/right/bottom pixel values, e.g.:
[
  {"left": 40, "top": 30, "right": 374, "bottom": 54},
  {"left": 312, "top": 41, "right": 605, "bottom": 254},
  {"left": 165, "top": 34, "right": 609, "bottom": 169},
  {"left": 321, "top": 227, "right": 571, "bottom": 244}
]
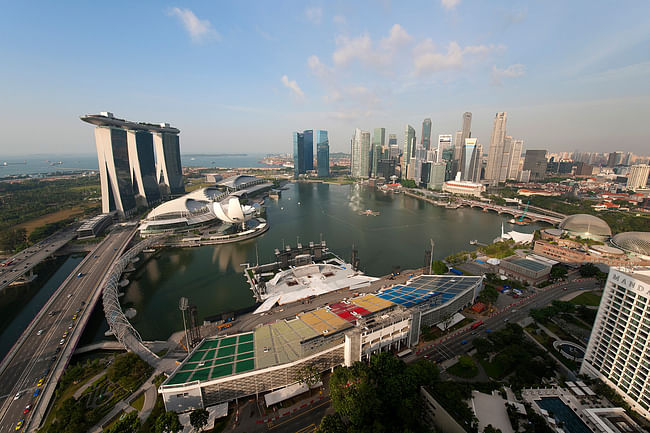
[{"left": 179, "top": 297, "right": 190, "bottom": 354}]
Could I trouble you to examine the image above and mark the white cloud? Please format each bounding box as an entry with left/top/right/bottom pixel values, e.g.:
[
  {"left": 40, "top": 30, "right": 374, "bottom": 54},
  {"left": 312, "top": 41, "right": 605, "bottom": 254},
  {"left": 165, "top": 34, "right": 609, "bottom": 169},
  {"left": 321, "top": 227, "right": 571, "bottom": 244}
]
[
  {"left": 492, "top": 63, "right": 526, "bottom": 85},
  {"left": 307, "top": 55, "right": 332, "bottom": 78},
  {"left": 331, "top": 24, "right": 412, "bottom": 68},
  {"left": 281, "top": 75, "right": 305, "bottom": 99},
  {"left": 305, "top": 7, "right": 322, "bottom": 24},
  {"left": 441, "top": 0, "right": 460, "bottom": 10},
  {"left": 333, "top": 15, "right": 347, "bottom": 26},
  {"left": 168, "top": 7, "right": 220, "bottom": 42},
  {"left": 379, "top": 24, "right": 412, "bottom": 51},
  {"left": 332, "top": 34, "right": 374, "bottom": 66},
  {"left": 414, "top": 40, "right": 500, "bottom": 75}
]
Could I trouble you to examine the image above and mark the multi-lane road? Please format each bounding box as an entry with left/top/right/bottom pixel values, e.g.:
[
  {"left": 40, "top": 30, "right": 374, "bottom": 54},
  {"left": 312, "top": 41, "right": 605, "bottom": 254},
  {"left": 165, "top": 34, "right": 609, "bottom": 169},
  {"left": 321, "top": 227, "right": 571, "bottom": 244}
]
[
  {"left": 416, "top": 278, "right": 600, "bottom": 363},
  {"left": 0, "top": 227, "right": 78, "bottom": 291},
  {"left": 0, "top": 228, "right": 135, "bottom": 433}
]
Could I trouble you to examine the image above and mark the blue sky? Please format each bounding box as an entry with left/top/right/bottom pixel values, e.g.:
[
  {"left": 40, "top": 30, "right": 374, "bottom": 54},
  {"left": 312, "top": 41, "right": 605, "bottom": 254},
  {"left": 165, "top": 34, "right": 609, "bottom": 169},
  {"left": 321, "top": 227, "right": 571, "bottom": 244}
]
[{"left": 1, "top": 0, "right": 649, "bottom": 155}]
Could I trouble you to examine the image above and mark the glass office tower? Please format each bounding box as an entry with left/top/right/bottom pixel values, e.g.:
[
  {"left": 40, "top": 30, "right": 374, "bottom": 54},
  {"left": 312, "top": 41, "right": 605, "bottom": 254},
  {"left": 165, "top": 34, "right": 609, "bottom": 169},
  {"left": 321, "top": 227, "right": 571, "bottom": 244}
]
[{"left": 316, "top": 130, "right": 329, "bottom": 177}]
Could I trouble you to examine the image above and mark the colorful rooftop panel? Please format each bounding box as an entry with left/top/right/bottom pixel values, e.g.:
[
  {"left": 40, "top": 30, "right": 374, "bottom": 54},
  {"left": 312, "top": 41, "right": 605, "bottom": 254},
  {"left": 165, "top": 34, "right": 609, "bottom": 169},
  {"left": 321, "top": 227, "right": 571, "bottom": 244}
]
[{"left": 166, "top": 333, "right": 255, "bottom": 385}]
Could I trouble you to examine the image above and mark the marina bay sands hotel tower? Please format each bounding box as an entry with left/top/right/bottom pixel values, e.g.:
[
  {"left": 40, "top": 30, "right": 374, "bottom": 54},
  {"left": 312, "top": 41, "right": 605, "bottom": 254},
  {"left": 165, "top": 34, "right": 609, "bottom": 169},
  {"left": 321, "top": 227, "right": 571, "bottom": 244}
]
[{"left": 81, "top": 112, "right": 185, "bottom": 217}]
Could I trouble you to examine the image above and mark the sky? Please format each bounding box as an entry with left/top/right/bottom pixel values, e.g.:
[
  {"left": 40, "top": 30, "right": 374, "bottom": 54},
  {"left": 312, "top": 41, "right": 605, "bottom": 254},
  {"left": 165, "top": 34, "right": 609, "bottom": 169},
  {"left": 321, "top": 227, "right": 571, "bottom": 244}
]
[{"left": 1, "top": 0, "right": 649, "bottom": 156}]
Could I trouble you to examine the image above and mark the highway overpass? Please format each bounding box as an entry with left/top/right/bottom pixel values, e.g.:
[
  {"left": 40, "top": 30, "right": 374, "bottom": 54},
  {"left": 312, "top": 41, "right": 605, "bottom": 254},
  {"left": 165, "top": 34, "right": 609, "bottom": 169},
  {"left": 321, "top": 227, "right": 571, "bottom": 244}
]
[{"left": 0, "top": 227, "right": 137, "bottom": 433}]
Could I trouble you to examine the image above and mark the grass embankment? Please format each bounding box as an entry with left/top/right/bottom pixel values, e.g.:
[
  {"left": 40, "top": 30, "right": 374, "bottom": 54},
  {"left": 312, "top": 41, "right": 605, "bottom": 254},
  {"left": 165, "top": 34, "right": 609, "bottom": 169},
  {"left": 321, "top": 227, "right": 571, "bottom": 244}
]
[{"left": 570, "top": 291, "right": 602, "bottom": 306}]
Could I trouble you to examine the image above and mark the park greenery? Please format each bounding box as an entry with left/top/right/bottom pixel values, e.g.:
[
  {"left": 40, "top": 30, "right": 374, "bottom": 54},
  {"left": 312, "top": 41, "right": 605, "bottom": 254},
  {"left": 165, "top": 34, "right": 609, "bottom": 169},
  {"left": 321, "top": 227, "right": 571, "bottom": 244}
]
[
  {"left": 477, "top": 241, "right": 515, "bottom": 259},
  {"left": 477, "top": 285, "right": 499, "bottom": 305},
  {"left": 447, "top": 355, "right": 478, "bottom": 379},
  {"left": 190, "top": 408, "right": 209, "bottom": 431},
  {"left": 317, "top": 352, "right": 441, "bottom": 433},
  {"left": 154, "top": 411, "right": 182, "bottom": 433},
  {"left": 472, "top": 324, "right": 556, "bottom": 388},
  {"left": 431, "top": 259, "right": 448, "bottom": 275},
  {"left": 106, "top": 412, "right": 141, "bottom": 433},
  {"left": 550, "top": 264, "right": 568, "bottom": 281},
  {"left": 579, "top": 263, "right": 608, "bottom": 284},
  {"left": 0, "top": 176, "right": 100, "bottom": 252},
  {"left": 44, "top": 354, "right": 153, "bottom": 433}
]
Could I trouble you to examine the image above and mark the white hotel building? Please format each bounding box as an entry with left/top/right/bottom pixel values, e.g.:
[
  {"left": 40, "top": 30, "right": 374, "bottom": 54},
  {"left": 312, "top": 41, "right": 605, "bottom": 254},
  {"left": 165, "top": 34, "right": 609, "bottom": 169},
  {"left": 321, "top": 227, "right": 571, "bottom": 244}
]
[{"left": 581, "top": 267, "right": 650, "bottom": 419}]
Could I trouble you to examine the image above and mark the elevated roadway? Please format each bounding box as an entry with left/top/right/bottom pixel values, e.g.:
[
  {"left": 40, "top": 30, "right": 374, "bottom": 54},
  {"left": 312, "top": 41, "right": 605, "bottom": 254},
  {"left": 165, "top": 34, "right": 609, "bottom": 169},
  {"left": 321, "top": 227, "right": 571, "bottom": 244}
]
[
  {"left": 0, "top": 227, "right": 136, "bottom": 433},
  {"left": 0, "top": 227, "right": 78, "bottom": 291}
]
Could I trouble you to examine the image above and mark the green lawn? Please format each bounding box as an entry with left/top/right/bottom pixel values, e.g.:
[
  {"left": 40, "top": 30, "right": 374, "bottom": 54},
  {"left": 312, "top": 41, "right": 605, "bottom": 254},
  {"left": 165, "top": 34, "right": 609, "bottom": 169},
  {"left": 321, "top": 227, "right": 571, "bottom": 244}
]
[
  {"left": 477, "top": 357, "right": 505, "bottom": 379},
  {"left": 570, "top": 291, "right": 602, "bottom": 306},
  {"left": 447, "top": 356, "right": 478, "bottom": 379},
  {"left": 130, "top": 392, "right": 145, "bottom": 411}
]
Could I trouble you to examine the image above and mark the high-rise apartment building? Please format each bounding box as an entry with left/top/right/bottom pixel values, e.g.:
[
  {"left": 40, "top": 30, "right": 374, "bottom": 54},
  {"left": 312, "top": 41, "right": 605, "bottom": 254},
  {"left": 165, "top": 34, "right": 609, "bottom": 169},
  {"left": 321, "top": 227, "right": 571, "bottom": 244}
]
[
  {"left": 81, "top": 112, "right": 183, "bottom": 217},
  {"left": 404, "top": 125, "right": 416, "bottom": 180},
  {"left": 303, "top": 130, "right": 314, "bottom": 171},
  {"left": 627, "top": 164, "right": 650, "bottom": 191},
  {"left": 351, "top": 128, "right": 371, "bottom": 178},
  {"left": 316, "top": 130, "right": 329, "bottom": 178},
  {"left": 485, "top": 112, "right": 508, "bottom": 185},
  {"left": 437, "top": 134, "right": 452, "bottom": 163},
  {"left": 421, "top": 118, "right": 432, "bottom": 150},
  {"left": 372, "top": 128, "right": 386, "bottom": 177},
  {"left": 522, "top": 150, "right": 548, "bottom": 181},
  {"left": 581, "top": 268, "right": 650, "bottom": 419},
  {"left": 607, "top": 151, "right": 623, "bottom": 168}
]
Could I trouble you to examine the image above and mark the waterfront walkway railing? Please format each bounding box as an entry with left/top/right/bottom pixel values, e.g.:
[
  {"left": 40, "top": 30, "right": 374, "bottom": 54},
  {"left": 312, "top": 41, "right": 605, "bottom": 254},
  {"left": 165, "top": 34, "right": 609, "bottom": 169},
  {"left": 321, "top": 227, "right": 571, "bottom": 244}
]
[{"left": 102, "top": 237, "right": 160, "bottom": 366}]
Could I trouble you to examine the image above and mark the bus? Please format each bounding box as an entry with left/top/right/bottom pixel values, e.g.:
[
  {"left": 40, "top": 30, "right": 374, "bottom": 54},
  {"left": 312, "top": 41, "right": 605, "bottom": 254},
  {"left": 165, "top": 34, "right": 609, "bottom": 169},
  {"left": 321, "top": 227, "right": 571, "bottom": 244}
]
[
  {"left": 471, "top": 321, "right": 484, "bottom": 330},
  {"left": 397, "top": 349, "right": 412, "bottom": 358},
  {"left": 2, "top": 259, "right": 14, "bottom": 267}
]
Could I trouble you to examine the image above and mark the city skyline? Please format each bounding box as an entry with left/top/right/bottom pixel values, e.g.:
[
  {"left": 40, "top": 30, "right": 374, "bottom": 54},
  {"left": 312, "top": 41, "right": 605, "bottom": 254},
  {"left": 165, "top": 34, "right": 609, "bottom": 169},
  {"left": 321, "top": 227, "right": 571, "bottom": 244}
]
[{"left": 1, "top": 1, "right": 649, "bottom": 155}]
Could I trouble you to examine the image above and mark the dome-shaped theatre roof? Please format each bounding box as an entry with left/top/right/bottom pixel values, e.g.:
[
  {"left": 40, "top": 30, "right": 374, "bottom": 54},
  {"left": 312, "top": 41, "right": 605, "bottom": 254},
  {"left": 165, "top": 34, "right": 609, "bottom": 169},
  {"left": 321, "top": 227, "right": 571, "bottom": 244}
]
[
  {"left": 612, "top": 232, "right": 650, "bottom": 256},
  {"left": 559, "top": 214, "right": 612, "bottom": 238}
]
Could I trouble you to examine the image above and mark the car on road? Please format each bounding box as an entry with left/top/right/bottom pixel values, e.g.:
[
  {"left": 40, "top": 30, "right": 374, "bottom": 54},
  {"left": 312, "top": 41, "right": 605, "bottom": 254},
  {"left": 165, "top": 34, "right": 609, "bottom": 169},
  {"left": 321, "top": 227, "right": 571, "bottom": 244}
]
[
  {"left": 36, "top": 329, "right": 44, "bottom": 336},
  {"left": 15, "top": 419, "right": 24, "bottom": 430},
  {"left": 485, "top": 329, "right": 492, "bottom": 333},
  {"left": 504, "top": 318, "right": 509, "bottom": 322},
  {"left": 23, "top": 405, "right": 31, "bottom": 414},
  {"left": 33, "top": 388, "right": 40, "bottom": 397},
  {"left": 37, "top": 378, "right": 44, "bottom": 387},
  {"left": 13, "top": 391, "right": 21, "bottom": 400},
  {"left": 76, "top": 272, "right": 83, "bottom": 278},
  {"left": 461, "top": 340, "right": 468, "bottom": 345},
  {"left": 62, "top": 331, "right": 68, "bottom": 338},
  {"left": 68, "top": 322, "right": 74, "bottom": 330},
  {"left": 59, "top": 339, "right": 65, "bottom": 345},
  {"left": 72, "top": 314, "right": 77, "bottom": 320},
  {"left": 67, "top": 293, "right": 72, "bottom": 298}
]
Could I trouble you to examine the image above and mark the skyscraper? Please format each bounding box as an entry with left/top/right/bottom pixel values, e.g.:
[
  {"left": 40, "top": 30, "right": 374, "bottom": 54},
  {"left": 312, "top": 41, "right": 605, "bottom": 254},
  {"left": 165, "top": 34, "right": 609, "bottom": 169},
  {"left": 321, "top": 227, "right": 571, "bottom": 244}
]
[
  {"left": 626, "top": 164, "right": 650, "bottom": 190},
  {"left": 404, "top": 125, "right": 416, "bottom": 180},
  {"left": 581, "top": 268, "right": 650, "bottom": 420},
  {"left": 464, "top": 139, "right": 482, "bottom": 182},
  {"left": 421, "top": 118, "right": 432, "bottom": 151},
  {"left": 153, "top": 127, "right": 184, "bottom": 196},
  {"left": 351, "top": 128, "right": 371, "bottom": 178},
  {"left": 485, "top": 112, "right": 508, "bottom": 185},
  {"left": 293, "top": 131, "right": 305, "bottom": 178},
  {"left": 437, "top": 134, "right": 452, "bottom": 163},
  {"left": 127, "top": 130, "right": 161, "bottom": 207},
  {"left": 303, "top": 130, "right": 314, "bottom": 171},
  {"left": 452, "top": 112, "right": 472, "bottom": 179},
  {"left": 372, "top": 128, "right": 386, "bottom": 177},
  {"left": 81, "top": 112, "right": 183, "bottom": 217},
  {"left": 508, "top": 139, "right": 523, "bottom": 180},
  {"left": 316, "top": 130, "right": 329, "bottom": 178},
  {"left": 522, "top": 150, "right": 548, "bottom": 181}
]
